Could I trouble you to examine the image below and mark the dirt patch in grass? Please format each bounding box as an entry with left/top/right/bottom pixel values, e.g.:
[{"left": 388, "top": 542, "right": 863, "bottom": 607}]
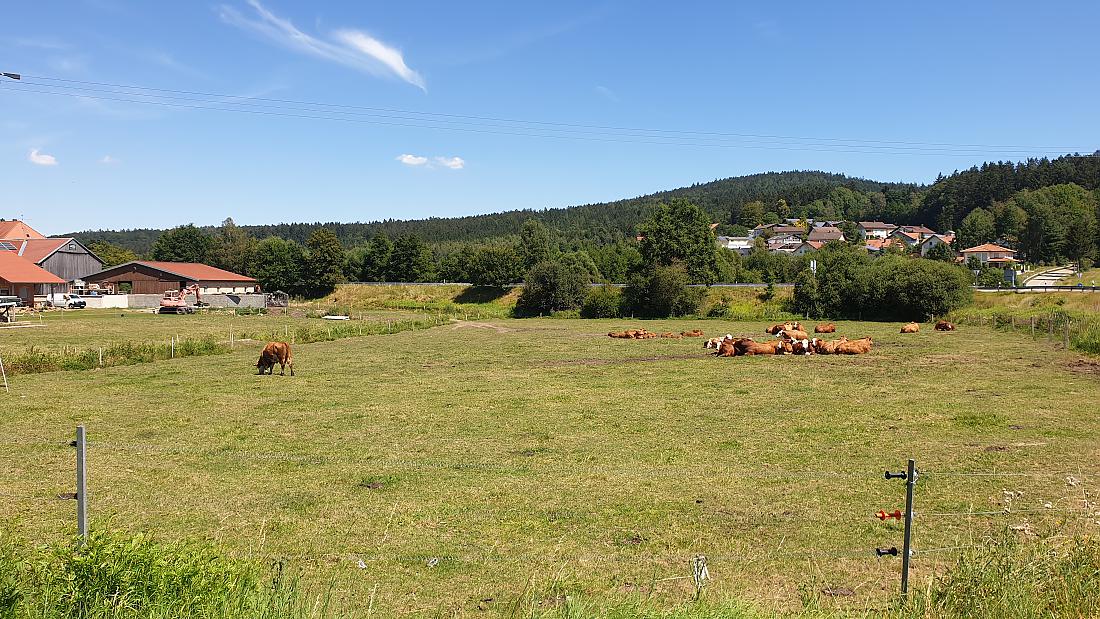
[{"left": 1065, "top": 358, "right": 1100, "bottom": 376}]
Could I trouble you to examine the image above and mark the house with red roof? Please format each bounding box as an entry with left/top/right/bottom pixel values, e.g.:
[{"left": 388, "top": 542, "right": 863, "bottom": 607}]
[
  {"left": 85, "top": 261, "right": 259, "bottom": 295},
  {"left": 960, "top": 243, "right": 1018, "bottom": 266},
  {"left": 0, "top": 220, "right": 104, "bottom": 281},
  {"left": 0, "top": 251, "right": 67, "bottom": 306}
]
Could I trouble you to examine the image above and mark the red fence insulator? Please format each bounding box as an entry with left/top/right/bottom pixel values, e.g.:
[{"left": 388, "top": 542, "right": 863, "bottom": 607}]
[{"left": 875, "top": 509, "right": 903, "bottom": 521}]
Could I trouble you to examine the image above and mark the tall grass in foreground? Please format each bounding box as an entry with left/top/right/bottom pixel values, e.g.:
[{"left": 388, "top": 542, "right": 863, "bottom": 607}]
[
  {"left": 0, "top": 530, "right": 330, "bottom": 619},
  {"left": 949, "top": 305, "right": 1100, "bottom": 356},
  {"left": 0, "top": 316, "right": 447, "bottom": 376},
  {"left": 524, "top": 534, "right": 1100, "bottom": 619}
]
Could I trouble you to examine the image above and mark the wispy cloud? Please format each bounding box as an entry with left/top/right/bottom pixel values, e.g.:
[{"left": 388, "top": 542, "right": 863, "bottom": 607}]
[
  {"left": 99, "top": 155, "right": 119, "bottom": 164},
  {"left": 433, "top": 156, "right": 465, "bottom": 170},
  {"left": 594, "top": 85, "right": 618, "bottom": 102},
  {"left": 219, "top": 0, "right": 426, "bottom": 91},
  {"left": 397, "top": 154, "right": 465, "bottom": 169},
  {"left": 28, "top": 149, "right": 58, "bottom": 166},
  {"left": 396, "top": 154, "right": 428, "bottom": 166}
]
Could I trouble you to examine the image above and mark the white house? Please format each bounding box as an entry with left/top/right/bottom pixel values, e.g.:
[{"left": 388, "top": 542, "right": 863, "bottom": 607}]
[
  {"left": 858, "top": 221, "right": 896, "bottom": 239},
  {"left": 918, "top": 234, "right": 953, "bottom": 256},
  {"left": 960, "top": 243, "right": 1017, "bottom": 265},
  {"left": 717, "top": 236, "right": 754, "bottom": 256}
]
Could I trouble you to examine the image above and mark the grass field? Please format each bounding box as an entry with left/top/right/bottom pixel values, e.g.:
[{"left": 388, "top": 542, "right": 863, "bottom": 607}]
[{"left": 2, "top": 315, "right": 1099, "bottom": 617}]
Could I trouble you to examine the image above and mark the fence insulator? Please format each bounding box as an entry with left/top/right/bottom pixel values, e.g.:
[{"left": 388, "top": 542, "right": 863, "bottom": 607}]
[
  {"left": 876, "top": 509, "right": 903, "bottom": 521},
  {"left": 884, "top": 470, "right": 907, "bottom": 480},
  {"left": 876, "top": 546, "right": 899, "bottom": 557}
]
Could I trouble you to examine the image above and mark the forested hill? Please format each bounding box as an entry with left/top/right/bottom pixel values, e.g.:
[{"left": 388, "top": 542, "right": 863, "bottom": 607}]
[
  {"left": 69, "top": 154, "right": 1100, "bottom": 254},
  {"left": 67, "top": 170, "right": 910, "bottom": 253}
]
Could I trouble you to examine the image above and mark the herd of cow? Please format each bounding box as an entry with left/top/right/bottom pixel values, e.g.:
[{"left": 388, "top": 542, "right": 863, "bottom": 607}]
[{"left": 607, "top": 318, "right": 958, "bottom": 358}]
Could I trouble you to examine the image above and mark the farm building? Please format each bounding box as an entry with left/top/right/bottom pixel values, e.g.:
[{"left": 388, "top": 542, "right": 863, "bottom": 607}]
[
  {"left": 0, "top": 220, "right": 105, "bottom": 281},
  {"left": 85, "top": 261, "right": 260, "bottom": 295},
  {"left": 0, "top": 251, "right": 67, "bottom": 305}
]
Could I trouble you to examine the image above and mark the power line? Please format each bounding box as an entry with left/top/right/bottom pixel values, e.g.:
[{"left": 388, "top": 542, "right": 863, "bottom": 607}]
[
  {"left": 2, "top": 74, "right": 1094, "bottom": 157},
  {"left": 16, "top": 73, "right": 1093, "bottom": 151}
]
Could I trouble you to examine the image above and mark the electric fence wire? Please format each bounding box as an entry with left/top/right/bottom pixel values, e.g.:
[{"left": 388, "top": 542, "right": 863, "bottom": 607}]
[{"left": 3, "top": 76, "right": 1096, "bottom": 158}]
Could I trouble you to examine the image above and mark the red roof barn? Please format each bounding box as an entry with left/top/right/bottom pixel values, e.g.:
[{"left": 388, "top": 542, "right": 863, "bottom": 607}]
[{"left": 85, "top": 261, "right": 260, "bottom": 295}]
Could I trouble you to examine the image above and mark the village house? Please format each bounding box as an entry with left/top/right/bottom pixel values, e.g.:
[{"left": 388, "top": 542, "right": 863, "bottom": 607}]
[
  {"left": 806, "top": 226, "right": 845, "bottom": 243},
  {"left": 84, "top": 261, "right": 260, "bottom": 295},
  {"left": 918, "top": 234, "right": 955, "bottom": 257},
  {"left": 793, "top": 240, "right": 824, "bottom": 256},
  {"left": 960, "top": 243, "right": 1018, "bottom": 266},
  {"left": 858, "top": 221, "right": 896, "bottom": 239},
  {"left": 716, "top": 236, "right": 754, "bottom": 255}
]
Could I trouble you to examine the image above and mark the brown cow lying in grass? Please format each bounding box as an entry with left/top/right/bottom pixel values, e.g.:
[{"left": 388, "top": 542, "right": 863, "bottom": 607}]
[
  {"left": 812, "top": 336, "right": 848, "bottom": 354},
  {"left": 765, "top": 321, "right": 803, "bottom": 335},
  {"left": 704, "top": 334, "right": 733, "bottom": 349},
  {"left": 900, "top": 322, "right": 920, "bottom": 333},
  {"left": 659, "top": 332, "right": 682, "bottom": 339},
  {"left": 934, "top": 320, "right": 956, "bottom": 331},
  {"left": 778, "top": 328, "right": 811, "bottom": 341},
  {"left": 257, "top": 342, "right": 294, "bottom": 375},
  {"left": 608, "top": 329, "right": 657, "bottom": 339},
  {"left": 681, "top": 329, "right": 705, "bottom": 337},
  {"left": 835, "top": 337, "right": 873, "bottom": 354},
  {"left": 814, "top": 323, "right": 836, "bottom": 333}
]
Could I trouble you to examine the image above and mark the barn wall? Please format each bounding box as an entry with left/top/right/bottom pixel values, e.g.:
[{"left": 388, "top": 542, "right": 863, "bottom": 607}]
[{"left": 40, "top": 247, "right": 104, "bottom": 281}]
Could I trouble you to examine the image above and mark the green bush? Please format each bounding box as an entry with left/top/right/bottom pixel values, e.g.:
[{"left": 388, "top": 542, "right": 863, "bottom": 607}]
[
  {"left": 515, "top": 261, "right": 590, "bottom": 316},
  {"left": 621, "top": 263, "right": 703, "bottom": 318},
  {"left": 580, "top": 286, "right": 622, "bottom": 318},
  {"left": 791, "top": 245, "right": 972, "bottom": 321}
]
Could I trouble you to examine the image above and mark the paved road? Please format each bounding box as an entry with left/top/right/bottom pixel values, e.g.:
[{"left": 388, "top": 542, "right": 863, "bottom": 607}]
[{"left": 1023, "top": 266, "right": 1074, "bottom": 287}]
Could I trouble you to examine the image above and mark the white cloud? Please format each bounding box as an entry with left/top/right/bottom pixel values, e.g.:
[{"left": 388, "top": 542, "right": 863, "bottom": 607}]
[
  {"left": 396, "top": 154, "right": 428, "bottom": 166},
  {"left": 28, "top": 149, "right": 58, "bottom": 166},
  {"left": 433, "top": 156, "right": 465, "bottom": 170},
  {"left": 99, "top": 155, "right": 119, "bottom": 164},
  {"left": 219, "top": 0, "right": 426, "bottom": 91}
]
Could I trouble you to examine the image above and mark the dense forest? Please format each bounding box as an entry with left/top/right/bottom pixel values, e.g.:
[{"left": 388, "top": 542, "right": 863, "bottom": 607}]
[
  {"left": 67, "top": 170, "right": 915, "bottom": 253},
  {"left": 70, "top": 153, "right": 1100, "bottom": 293}
]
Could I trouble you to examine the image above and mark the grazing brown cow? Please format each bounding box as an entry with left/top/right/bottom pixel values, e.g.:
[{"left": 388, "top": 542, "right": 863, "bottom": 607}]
[
  {"left": 900, "top": 322, "right": 920, "bottom": 333},
  {"left": 257, "top": 342, "right": 294, "bottom": 375},
  {"left": 934, "top": 320, "right": 956, "bottom": 331},
  {"left": 681, "top": 329, "right": 705, "bottom": 337},
  {"left": 814, "top": 323, "right": 836, "bottom": 333},
  {"left": 836, "top": 337, "right": 873, "bottom": 355}
]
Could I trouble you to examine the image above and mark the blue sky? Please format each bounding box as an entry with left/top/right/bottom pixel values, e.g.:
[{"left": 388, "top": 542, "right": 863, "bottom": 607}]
[{"left": 2, "top": 1, "right": 1098, "bottom": 236}]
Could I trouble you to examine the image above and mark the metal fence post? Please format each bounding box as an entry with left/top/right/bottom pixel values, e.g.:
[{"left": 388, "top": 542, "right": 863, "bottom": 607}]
[
  {"left": 901, "top": 458, "right": 916, "bottom": 599},
  {"left": 75, "top": 425, "right": 88, "bottom": 540}
]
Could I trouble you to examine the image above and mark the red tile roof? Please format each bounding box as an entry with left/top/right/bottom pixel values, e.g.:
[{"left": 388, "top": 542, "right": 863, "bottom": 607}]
[
  {"left": 7, "top": 238, "right": 68, "bottom": 263},
  {"left": 961, "top": 243, "right": 1016, "bottom": 254},
  {"left": 136, "top": 261, "right": 257, "bottom": 282},
  {"left": 0, "top": 220, "right": 45, "bottom": 240},
  {"left": 0, "top": 252, "right": 66, "bottom": 284}
]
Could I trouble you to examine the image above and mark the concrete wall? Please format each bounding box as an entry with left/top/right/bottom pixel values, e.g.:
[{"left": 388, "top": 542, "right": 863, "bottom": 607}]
[
  {"left": 83, "top": 295, "right": 129, "bottom": 309},
  {"left": 126, "top": 293, "right": 266, "bottom": 309}
]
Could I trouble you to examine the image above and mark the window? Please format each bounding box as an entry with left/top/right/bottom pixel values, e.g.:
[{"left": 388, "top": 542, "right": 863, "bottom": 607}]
[
  {"left": 0, "top": 242, "right": 16, "bottom": 251},
  {"left": 68, "top": 242, "right": 76, "bottom": 251}
]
